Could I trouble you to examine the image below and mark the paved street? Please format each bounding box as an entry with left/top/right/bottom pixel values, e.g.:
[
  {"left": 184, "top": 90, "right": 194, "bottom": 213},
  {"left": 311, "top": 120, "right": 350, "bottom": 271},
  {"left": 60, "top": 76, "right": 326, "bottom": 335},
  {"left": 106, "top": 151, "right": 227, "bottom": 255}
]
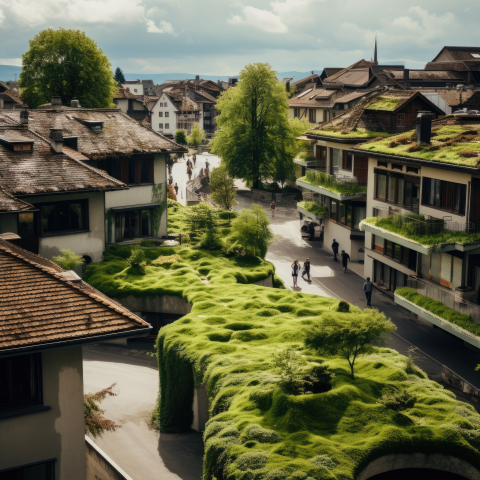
[{"left": 83, "top": 350, "right": 203, "bottom": 480}]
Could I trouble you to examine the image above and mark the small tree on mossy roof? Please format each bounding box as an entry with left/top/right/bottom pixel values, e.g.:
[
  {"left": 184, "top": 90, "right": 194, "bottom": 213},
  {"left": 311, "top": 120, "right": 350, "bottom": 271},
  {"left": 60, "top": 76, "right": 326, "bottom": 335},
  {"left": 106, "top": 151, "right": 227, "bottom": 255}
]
[
  {"left": 305, "top": 315, "right": 396, "bottom": 380},
  {"left": 273, "top": 348, "right": 307, "bottom": 395},
  {"left": 52, "top": 249, "right": 84, "bottom": 271}
]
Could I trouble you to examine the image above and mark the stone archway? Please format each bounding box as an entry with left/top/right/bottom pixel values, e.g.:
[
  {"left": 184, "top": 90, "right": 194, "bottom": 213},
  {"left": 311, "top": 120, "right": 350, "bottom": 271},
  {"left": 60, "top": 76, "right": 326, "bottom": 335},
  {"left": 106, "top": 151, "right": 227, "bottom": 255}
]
[{"left": 357, "top": 454, "right": 480, "bottom": 480}]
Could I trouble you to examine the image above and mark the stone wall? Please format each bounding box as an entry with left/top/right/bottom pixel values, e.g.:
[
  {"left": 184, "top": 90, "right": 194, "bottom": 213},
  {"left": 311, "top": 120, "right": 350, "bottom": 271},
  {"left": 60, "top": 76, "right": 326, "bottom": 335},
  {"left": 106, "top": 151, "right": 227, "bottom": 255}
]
[
  {"left": 251, "top": 189, "right": 298, "bottom": 204},
  {"left": 442, "top": 365, "right": 480, "bottom": 403},
  {"left": 117, "top": 295, "right": 192, "bottom": 315},
  {"left": 86, "top": 436, "right": 133, "bottom": 480}
]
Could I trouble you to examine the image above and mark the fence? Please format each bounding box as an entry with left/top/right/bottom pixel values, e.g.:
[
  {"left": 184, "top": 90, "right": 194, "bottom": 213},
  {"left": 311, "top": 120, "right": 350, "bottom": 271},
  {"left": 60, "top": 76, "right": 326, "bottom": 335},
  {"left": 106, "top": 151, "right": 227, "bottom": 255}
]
[
  {"left": 305, "top": 168, "right": 368, "bottom": 191},
  {"left": 407, "top": 276, "right": 480, "bottom": 324}
]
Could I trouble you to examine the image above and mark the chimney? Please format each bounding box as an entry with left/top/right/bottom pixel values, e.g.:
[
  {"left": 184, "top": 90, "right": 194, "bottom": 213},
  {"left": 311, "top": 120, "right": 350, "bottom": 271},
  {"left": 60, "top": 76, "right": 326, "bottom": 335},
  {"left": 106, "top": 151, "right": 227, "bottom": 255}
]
[
  {"left": 20, "top": 108, "right": 28, "bottom": 125},
  {"left": 404, "top": 69, "right": 410, "bottom": 89},
  {"left": 415, "top": 113, "right": 432, "bottom": 145},
  {"left": 196, "top": 75, "right": 200, "bottom": 81},
  {"left": 49, "top": 128, "right": 64, "bottom": 153},
  {"left": 71, "top": 98, "right": 80, "bottom": 108},
  {"left": 286, "top": 80, "right": 290, "bottom": 93},
  {"left": 51, "top": 96, "right": 62, "bottom": 111}
]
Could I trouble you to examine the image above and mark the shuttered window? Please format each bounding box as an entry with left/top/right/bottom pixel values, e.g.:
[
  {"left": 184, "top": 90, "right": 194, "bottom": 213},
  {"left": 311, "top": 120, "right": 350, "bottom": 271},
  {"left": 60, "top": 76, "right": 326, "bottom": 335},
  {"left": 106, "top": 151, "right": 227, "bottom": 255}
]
[{"left": 441, "top": 253, "right": 453, "bottom": 288}]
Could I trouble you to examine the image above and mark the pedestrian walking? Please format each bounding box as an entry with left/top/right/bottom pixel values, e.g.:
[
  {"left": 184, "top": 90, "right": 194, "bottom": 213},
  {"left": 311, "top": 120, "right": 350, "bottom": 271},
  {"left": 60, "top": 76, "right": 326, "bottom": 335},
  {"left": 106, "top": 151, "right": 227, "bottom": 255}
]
[
  {"left": 363, "top": 277, "right": 373, "bottom": 306},
  {"left": 291, "top": 259, "right": 300, "bottom": 288},
  {"left": 332, "top": 239, "right": 339, "bottom": 262},
  {"left": 168, "top": 175, "right": 173, "bottom": 185},
  {"left": 193, "top": 154, "right": 197, "bottom": 166},
  {"left": 205, "top": 166, "right": 210, "bottom": 182},
  {"left": 270, "top": 200, "right": 276, "bottom": 217},
  {"left": 341, "top": 250, "right": 350, "bottom": 273},
  {"left": 301, "top": 258, "right": 311, "bottom": 282},
  {"left": 187, "top": 165, "right": 192, "bottom": 180},
  {"left": 186, "top": 158, "right": 192, "bottom": 169},
  {"left": 205, "top": 159, "right": 210, "bottom": 169},
  {"left": 174, "top": 183, "right": 179, "bottom": 195}
]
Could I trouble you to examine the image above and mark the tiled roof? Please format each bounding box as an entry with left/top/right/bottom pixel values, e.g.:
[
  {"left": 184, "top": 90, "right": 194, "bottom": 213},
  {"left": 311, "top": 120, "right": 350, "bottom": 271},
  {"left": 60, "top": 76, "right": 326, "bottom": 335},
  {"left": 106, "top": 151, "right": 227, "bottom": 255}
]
[
  {"left": 2, "top": 108, "right": 187, "bottom": 158},
  {"left": 288, "top": 88, "right": 345, "bottom": 107},
  {"left": 433, "top": 47, "right": 480, "bottom": 62},
  {"left": 335, "top": 90, "right": 373, "bottom": 103},
  {"left": 324, "top": 68, "right": 370, "bottom": 86},
  {"left": 387, "top": 70, "right": 464, "bottom": 80},
  {"left": 323, "top": 60, "right": 377, "bottom": 85},
  {"left": 422, "top": 89, "right": 480, "bottom": 108},
  {"left": 0, "top": 240, "right": 151, "bottom": 352},
  {"left": 322, "top": 68, "right": 344, "bottom": 78},
  {"left": 0, "top": 186, "right": 34, "bottom": 212},
  {"left": 291, "top": 74, "right": 320, "bottom": 87},
  {"left": 194, "top": 89, "right": 218, "bottom": 103},
  {"left": 0, "top": 122, "right": 126, "bottom": 195},
  {"left": 0, "top": 89, "right": 24, "bottom": 106},
  {"left": 114, "top": 88, "right": 144, "bottom": 101}
]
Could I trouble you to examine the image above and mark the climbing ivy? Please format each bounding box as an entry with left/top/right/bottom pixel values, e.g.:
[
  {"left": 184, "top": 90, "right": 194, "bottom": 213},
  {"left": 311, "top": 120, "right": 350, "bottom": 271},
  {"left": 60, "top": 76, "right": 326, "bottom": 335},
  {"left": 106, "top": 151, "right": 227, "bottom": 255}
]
[
  {"left": 151, "top": 183, "right": 166, "bottom": 238},
  {"left": 105, "top": 209, "right": 115, "bottom": 244}
]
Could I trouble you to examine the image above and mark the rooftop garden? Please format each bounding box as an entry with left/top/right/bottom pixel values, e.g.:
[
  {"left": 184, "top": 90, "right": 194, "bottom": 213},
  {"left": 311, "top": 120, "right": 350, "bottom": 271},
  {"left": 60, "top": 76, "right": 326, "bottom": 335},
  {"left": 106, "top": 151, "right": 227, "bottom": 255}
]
[
  {"left": 396, "top": 287, "right": 480, "bottom": 338},
  {"left": 297, "top": 201, "right": 328, "bottom": 216},
  {"left": 299, "top": 170, "right": 367, "bottom": 196},
  {"left": 357, "top": 125, "right": 480, "bottom": 167},
  {"left": 361, "top": 214, "right": 480, "bottom": 249},
  {"left": 306, "top": 127, "right": 390, "bottom": 140},
  {"left": 364, "top": 96, "right": 403, "bottom": 111},
  {"left": 85, "top": 202, "right": 480, "bottom": 480}
]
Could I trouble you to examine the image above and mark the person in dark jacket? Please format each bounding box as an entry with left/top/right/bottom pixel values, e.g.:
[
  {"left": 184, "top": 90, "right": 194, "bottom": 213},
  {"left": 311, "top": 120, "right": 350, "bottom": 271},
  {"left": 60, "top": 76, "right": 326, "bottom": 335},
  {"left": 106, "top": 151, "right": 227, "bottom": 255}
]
[
  {"left": 363, "top": 277, "right": 373, "bottom": 306},
  {"left": 193, "top": 154, "right": 197, "bottom": 166},
  {"left": 341, "top": 250, "right": 350, "bottom": 273},
  {"left": 291, "top": 259, "right": 300, "bottom": 288},
  {"left": 174, "top": 183, "right": 179, "bottom": 195},
  {"left": 332, "top": 239, "right": 339, "bottom": 261},
  {"left": 270, "top": 201, "right": 276, "bottom": 217},
  {"left": 301, "top": 258, "right": 311, "bottom": 282}
]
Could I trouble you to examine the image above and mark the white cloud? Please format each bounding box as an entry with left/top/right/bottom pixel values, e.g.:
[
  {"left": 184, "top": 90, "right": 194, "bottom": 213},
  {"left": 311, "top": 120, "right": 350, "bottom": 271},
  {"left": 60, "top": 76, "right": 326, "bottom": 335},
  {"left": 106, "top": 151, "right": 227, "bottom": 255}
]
[
  {"left": 271, "top": 0, "right": 323, "bottom": 18},
  {"left": 146, "top": 18, "right": 176, "bottom": 35},
  {"left": 0, "top": 8, "right": 4, "bottom": 23},
  {"left": 227, "top": 5, "right": 287, "bottom": 33},
  {"left": 0, "top": 57, "right": 22, "bottom": 66}
]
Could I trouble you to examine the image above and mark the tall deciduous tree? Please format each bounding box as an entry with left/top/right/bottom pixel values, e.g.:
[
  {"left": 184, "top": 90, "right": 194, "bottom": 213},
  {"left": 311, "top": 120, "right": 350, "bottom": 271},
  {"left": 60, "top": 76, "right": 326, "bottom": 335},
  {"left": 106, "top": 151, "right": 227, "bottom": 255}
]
[
  {"left": 114, "top": 67, "right": 126, "bottom": 85},
  {"left": 211, "top": 63, "right": 298, "bottom": 189},
  {"left": 187, "top": 123, "right": 205, "bottom": 147},
  {"left": 19, "top": 28, "right": 118, "bottom": 109},
  {"left": 209, "top": 164, "right": 237, "bottom": 210}
]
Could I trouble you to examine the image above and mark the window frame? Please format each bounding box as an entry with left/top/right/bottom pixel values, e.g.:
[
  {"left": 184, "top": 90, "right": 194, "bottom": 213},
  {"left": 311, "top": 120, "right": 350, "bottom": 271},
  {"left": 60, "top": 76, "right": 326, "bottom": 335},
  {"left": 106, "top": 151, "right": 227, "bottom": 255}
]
[
  {"left": 397, "top": 113, "right": 405, "bottom": 127},
  {"left": 165, "top": 112, "right": 169, "bottom": 118},
  {"left": 0, "top": 459, "right": 55, "bottom": 479},
  {"left": 37, "top": 199, "right": 89, "bottom": 237},
  {"left": 165, "top": 123, "right": 170, "bottom": 130},
  {"left": 421, "top": 177, "right": 466, "bottom": 215},
  {"left": 158, "top": 111, "right": 163, "bottom": 117}
]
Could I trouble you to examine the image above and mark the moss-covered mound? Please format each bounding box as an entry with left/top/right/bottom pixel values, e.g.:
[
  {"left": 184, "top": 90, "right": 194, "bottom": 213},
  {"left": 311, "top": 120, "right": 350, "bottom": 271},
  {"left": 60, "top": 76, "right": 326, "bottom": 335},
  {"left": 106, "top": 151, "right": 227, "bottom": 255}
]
[
  {"left": 83, "top": 245, "right": 277, "bottom": 298},
  {"left": 155, "top": 284, "right": 480, "bottom": 480}
]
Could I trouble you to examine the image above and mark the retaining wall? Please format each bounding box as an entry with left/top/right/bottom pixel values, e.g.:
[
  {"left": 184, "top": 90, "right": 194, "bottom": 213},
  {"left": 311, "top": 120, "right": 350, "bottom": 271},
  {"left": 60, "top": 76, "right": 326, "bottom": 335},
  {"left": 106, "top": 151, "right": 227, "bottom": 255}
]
[
  {"left": 251, "top": 189, "right": 298, "bottom": 204},
  {"left": 86, "top": 436, "right": 132, "bottom": 480},
  {"left": 117, "top": 294, "right": 192, "bottom": 315},
  {"left": 442, "top": 366, "right": 480, "bottom": 404}
]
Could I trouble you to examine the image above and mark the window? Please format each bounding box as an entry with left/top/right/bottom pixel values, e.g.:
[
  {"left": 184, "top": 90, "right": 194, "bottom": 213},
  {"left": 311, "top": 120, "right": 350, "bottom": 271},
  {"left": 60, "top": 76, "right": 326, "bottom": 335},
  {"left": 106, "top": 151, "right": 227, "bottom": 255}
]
[
  {"left": 165, "top": 123, "right": 170, "bottom": 129},
  {"left": 164, "top": 102, "right": 168, "bottom": 107},
  {"left": 378, "top": 161, "right": 388, "bottom": 168},
  {"left": 294, "top": 108, "right": 300, "bottom": 118},
  {"left": 332, "top": 149, "right": 341, "bottom": 169},
  {"left": 397, "top": 113, "right": 405, "bottom": 127},
  {"left": 165, "top": 112, "right": 169, "bottom": 118},
  {"left": 309, "top": 109, "right": 316, "bottom": 123},
  {"left": 330, "top": 199, "right": 365, "bottom": 229},
  {"left": 330, "top": 200, "right": 337, "bottom": 222},
  {"left": 115, "top": 209, "right": 152, "bottom": 241},
  {"left": 18, "top": 213, "right": 36, "bottom": 235},
  {"left": 159, "top": 102, "right": 163, "bottom": 107},
  {"left": 0, "top": 354, "right": 43, "bottom": 414},
  {"left": 342, "top": 151, "right": 353, "bottom": 171},
  {"left": 159, "top": 123, "right": 163, "bottom": 129},
  {"left": 407, "top": 166, "right": 419, "bottom": 174},
  {"left": 0, "top": 460, "right": 55, "bottom": 480},
  {"left": 422, "top": 177, "right": 466, "bottom": 215},
  {"left": 376, "top": 173, "right": 387, "bottom": 199},
  {"left": 96, "top": 159, "right": 121, "bottom": 181},
  {"left": 159, "top": 112, "right": 163, "bottom": 117},
  {"left": 392, "top": 164, "right": 403, "bottom": 171},
  {"left": 134, "top": 89, "right": 137, "bottom": 93},
  {"left": 140, "top": 160, "right": 152, "bottom": 184},
  {"left": 126, "top": 158, "right": 153, "bottom": 185},
  {"left": 40, "top": 200, "right": 88, "bottom": 235}
]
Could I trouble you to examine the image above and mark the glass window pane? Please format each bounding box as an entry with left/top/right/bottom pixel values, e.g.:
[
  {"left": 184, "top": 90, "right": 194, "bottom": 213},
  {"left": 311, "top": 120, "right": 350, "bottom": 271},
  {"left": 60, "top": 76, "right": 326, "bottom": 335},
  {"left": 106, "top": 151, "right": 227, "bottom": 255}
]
[
  {"left": 386, "top": 241, "right": 393, "bottom": 257},
  {"left": 331, "top": 200, "right": 337, "bottom": 221},
  {"left": 387, "top": 177, "right": 395, "bottom": 201},
  {"left": 405, "top": 182, "right": 413, "bottom": 206},
  {"left": 123, "top": 212, "right": 130, "bottom": 239},
  {"left": 377, "top": 174, "right": 386, "bottom": 198},
  {"left": 346, "top": 205, "right": 352, "bottom": 227},
  {"left": 435, "top": 179, "right": 441, "bottom": 206},
  {"left": 140, "top": 160, "right": 151, "bottom": 183},
  {"left": 402, "top": 246, "right": 410, "bottom": 265},
  {"left": 142, "top": 210, "right": 151, "bottom": 236},
  {"left": 0, "top": 357, "right": 9, "bottom": 406},
  {"left": 128, "top": 159, "right": 137, "bottom": 184},
  {"left": 56, "top": 203, "right": 70, "bottom": 231},
  {"left": 24, "top": 462, "right": 50, "bottom": 480},
  {"left": 339, "top": 203, "right": 346, "bottom": 224},
  {"left": 131, "top": 211, "right": 140, "bottom": 238},
  {"left": 41, "top": 205, "right": 56, "bottom": 233},
  {"left": 394, "top": 244, "right": 401, "bottom": 261},
  {"left": 397, "top": 178, "right": 404, "bottom": 204},
  {"left": 354, "top": 205, "right": 366, "bottom": 229},
  {"left": 69, "top": 203, "right": 83, "bottom": 230},
  {"left": 11, "top": 355, "right": 33, "bottom": 403},
  {"left": 332, "top": 149, "right": 340, "bottom": 168},
  {"left": 18, "top": 213, "right": 35, "bottom": 235}
]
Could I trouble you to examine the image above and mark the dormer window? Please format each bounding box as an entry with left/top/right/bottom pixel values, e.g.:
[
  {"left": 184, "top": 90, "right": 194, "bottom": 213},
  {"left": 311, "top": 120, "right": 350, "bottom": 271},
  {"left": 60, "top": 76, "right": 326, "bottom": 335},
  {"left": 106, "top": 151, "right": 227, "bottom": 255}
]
[
  {"left": 471, "top": 53, "right": 480, "bottom": 59},
  {"left": 76, "top": 119, "right": 104, "bottom": 131},
  {"left": 0, "top": 136, "right": 34, "bottom": 152}
]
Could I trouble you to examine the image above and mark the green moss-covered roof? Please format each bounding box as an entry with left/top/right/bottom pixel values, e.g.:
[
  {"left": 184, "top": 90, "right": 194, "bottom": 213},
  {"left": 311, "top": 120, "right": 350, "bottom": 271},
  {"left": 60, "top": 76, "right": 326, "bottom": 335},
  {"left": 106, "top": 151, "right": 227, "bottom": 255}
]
[
  {"left": 299, "top": 172, "right": 367, "bottom": 196},
  {"left": 306, "top": 129, "right": 390, "bottom": 140},
  {"left": 297, "top": 201, "right": 328, "bottom": 215},
  {"left": 357, "top": 125, "right": 480, "bottom": 167},
  {"left": 85, "top": 241, "right": 480, "bottom": 480},
  {"left": 364, "top": 96, "right": 403, "bottom": 111}
]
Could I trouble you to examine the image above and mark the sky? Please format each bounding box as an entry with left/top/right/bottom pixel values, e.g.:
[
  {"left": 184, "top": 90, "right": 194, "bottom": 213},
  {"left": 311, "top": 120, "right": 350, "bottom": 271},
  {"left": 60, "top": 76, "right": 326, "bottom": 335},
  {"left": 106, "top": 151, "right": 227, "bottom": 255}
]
[{"left": 0, "top": 0, "right": 478, "bottom": 75}]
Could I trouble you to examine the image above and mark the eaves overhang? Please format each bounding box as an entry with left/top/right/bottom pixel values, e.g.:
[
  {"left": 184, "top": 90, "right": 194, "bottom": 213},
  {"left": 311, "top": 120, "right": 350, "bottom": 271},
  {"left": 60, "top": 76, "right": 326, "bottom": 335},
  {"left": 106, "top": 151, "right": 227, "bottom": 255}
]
[{"left": 297, "top": 179, "right": 366, "bottom": 201}]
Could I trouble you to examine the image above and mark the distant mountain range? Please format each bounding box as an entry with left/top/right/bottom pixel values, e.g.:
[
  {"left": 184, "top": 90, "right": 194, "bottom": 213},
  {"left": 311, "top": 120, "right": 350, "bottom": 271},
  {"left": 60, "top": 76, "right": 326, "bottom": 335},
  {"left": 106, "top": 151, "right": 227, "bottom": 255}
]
[{"left": 0, "top": 65, "right": 21, "bottom": 82}]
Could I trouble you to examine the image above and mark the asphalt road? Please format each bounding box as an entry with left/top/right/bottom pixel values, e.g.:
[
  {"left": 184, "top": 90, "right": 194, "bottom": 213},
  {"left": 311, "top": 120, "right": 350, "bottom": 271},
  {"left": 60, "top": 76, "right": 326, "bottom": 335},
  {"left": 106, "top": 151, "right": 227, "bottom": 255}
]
[{"left": 83, "top": 350, "right": 203, "bottom": 480}]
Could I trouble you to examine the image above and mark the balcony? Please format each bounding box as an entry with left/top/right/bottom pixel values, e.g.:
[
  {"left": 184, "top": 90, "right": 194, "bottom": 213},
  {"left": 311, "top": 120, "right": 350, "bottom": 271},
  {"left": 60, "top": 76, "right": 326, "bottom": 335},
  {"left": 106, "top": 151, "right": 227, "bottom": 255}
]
[
  {"left": 297, "top": 168, "right": 367, "bottom": 201},
  {"left": 395, "top": 277, "right": 480, "bottom": 349},
  {"left": 361, "top": 209, "right": 480, "bottom": 255}
]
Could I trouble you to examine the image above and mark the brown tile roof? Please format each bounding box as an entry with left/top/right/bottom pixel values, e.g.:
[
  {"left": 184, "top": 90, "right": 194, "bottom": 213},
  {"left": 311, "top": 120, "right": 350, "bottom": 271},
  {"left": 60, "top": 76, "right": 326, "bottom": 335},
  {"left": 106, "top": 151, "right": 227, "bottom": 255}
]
[
  {"left": 0, "top": 123, "right": 126, "bottom": 195},
  {"left": 114, "top": 88, "right": 144, "bottom": 101},
  {"left": 387, "top": 70, "right": 464, "bottom": 81},
  {"left": 2, "top": 108, "right": 187, "bottom": 158},
  {"left": 324, "top": 60, "right": 376, "bottom": 84},
  {"left": 0, "top": 89, "right": 24, "bottom": 106},
  {"left": 0, "top": 186, "right": 34, "bottom": 212},
  {"left": 291, "top": 74, "right": 320, "bottom": 87},
  {"left": 0, "top": 240, "right": 151, "bottom": 352},
  {"left": 421, "top": 89, "right": 480, "bottom": 108},
  {"left": 195, "top": 89, "right": 218, "bottom": 103},
  {"left": 433, "top": 47, "right": 480, "bottom": 63},
  {"left": 335, "top": 90, "right": 373, "bottom": 103},
  {"left": 288, "top": 88, "right": 345, "bottom": 107},
  {"left": 322, "top": 68, "right": 344, "bottom": 78}
]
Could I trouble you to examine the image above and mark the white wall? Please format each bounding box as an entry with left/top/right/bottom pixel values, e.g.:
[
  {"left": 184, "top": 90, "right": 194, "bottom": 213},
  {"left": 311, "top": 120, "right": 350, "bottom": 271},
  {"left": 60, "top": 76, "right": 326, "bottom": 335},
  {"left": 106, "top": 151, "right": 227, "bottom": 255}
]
[
  {"left": 151, "top": 94, "right": 178, "bottom": 136},
  {"left": 323, "top": 220, "right": 362, "bottom": 261},
  {"left": 114, "top": 99, "right": 128, "bottom": 113},
  {"left": 0, "top": 347, "right": 86, "bottom": 480},
  {"left": 122, "top": 83, "right": 143, "bottom": 95}
]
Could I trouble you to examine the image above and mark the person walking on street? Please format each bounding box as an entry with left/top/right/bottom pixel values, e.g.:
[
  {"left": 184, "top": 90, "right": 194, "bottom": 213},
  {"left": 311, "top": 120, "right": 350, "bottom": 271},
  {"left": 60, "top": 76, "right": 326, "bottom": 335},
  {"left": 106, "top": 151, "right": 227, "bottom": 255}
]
[
  {"left": 270, "top": 200, "right": 276, "bottom": 217},
  {"left": 341, "top": 250, "right": 350, "bottom": 273},
  {"left": 187, "top": 165, "right": 192, "bottom": 181},
  {"left": 301, "top": 258, "right": 311, "bottom": 282},
  {"left": 363, "top": 277, "right": 373, "bottom": 306},
  {"left": 291, "top": 259, "right": 300, "bottom": 288},
  {"left": 332, "top": 239, "right": 339, "bottom": 262},
  {"left": 168, "top": 174, "right": 173, "bottom": 185},
  {"left": 205, "top": 159, "right": 210, "bottom": 170},
  {"left": 205, "top": 166, "right": 210, "bottom": 183},
  {"left": 174, "top": 183, "right": 179, "bottom": 195},
  {"left": 193, "top": 154, "right": 197, "bottom": 167}
]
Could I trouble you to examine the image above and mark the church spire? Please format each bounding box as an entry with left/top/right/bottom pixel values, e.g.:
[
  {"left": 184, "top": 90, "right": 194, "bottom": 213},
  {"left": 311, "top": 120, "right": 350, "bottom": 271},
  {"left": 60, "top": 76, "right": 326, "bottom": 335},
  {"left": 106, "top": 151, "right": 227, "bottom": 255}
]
[{"left": 374, "top": 34, "right": 378, "bottom": 64}]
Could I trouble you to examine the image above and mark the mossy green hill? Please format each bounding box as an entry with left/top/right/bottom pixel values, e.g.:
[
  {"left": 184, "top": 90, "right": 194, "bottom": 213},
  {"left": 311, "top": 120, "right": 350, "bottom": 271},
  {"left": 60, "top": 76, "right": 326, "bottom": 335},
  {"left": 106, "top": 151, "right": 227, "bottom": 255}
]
[{"left": 85, "top": 243, "right": 480, "bottom": 480}]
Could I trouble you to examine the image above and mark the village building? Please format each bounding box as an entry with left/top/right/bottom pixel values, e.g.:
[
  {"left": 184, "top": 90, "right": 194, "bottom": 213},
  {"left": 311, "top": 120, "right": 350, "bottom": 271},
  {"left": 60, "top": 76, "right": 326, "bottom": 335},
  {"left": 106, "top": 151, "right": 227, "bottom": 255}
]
[
  {"left": 0, "top": 82, "right": 24, "bottom": 109},
  {"left": 112, "top": 88, "right": 149, "bottom": 122},
  {"left": 0, "top": 238, "right": 151, "bottom": 480}
]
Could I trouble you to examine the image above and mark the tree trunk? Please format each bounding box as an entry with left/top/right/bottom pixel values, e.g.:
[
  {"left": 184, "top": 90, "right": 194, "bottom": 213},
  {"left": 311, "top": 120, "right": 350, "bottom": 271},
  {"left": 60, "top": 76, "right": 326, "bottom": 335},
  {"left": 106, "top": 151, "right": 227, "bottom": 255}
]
[{"left": 349, "top": 361, "right": 355, "bottom": 380}]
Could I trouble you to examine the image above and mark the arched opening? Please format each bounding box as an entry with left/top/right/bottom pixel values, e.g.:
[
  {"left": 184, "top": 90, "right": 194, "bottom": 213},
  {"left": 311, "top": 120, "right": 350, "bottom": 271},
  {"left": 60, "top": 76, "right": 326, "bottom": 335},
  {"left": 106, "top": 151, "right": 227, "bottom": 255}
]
[
  {"left": 368, "top": 469, "right": 469, "bottom": 480},
  {"left": 83, "top": 255, "right": 92, "bottom": 265}
]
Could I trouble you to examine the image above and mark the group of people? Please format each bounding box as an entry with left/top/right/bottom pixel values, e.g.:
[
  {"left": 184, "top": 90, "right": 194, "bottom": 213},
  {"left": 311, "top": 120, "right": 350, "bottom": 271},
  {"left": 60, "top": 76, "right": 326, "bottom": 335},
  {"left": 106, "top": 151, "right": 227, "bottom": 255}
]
[
  {"left": 331, "top": 239, "right": 350, "bottom": 273},
  {"left": 291, "top": 258, "right": 311, "bottom": 288}
]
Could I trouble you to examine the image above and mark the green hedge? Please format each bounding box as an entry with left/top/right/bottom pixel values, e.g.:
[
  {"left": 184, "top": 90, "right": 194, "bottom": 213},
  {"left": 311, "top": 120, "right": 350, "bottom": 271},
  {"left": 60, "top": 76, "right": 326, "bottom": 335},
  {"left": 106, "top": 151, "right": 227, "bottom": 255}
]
[
  {"left": 396, "top": 287, "right": 480, "bottom": 337},
  {"left": 299, "top": 171, "right": 367, "bottom": 196},
  {"left": 297, "top": 201, "right": 328, "bottom": 216}
]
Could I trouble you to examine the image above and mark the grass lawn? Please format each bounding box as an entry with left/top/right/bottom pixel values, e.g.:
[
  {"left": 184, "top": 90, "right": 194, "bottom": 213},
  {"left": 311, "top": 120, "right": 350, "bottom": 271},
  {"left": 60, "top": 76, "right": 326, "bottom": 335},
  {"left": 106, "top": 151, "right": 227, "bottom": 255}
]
[
  {"left": 361, "top": 216, "right": 480, "bottom": 248},
  {"left": 357, "top": 125, "right": 480, "bottom": 167},
  {"left": 299, "top": 171, "right": 367, "bottom": 196},
  {"left": 396, "top": 287, "right": 480, "bottom": 337},
  {"left": 364, "top": 97, "right": 403, "bottom": 111},
  {"left": 306, "top": 129, "right": 391, "bottom": 140},
  {"left": 297, "top": 201, "right": 328, "bottom": 216}
]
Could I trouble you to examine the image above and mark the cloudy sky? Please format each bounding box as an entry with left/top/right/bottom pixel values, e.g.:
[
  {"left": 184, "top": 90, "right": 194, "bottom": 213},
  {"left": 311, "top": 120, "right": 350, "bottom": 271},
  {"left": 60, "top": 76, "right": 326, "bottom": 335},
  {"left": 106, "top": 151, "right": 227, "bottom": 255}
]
[{"left": 0, "top": 0, "right": 478, "bottom": 75}]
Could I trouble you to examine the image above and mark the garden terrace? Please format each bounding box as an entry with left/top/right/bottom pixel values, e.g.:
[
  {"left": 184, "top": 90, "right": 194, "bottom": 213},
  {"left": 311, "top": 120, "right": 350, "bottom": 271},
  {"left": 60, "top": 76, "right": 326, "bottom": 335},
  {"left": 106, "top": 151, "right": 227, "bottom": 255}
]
[
  {"left": 297, "top": 201, "right": 328, "bottom": 217},
  {"left": 84, "top": 245, "right": 480, "bottom": 480},
  {"left": 356, "top": 121, "right": 480, "bottom": 167},
  {"left": 298, "top": 170, "right": 367, "bottom": 200},
  {"left": 361, "top": 213, "right": 480, "bottom": 255}
]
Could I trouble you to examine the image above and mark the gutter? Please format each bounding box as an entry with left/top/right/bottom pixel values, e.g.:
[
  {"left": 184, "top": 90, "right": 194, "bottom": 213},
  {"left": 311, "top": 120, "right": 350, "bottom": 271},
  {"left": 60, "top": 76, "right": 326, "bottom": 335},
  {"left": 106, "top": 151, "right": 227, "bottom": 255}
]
[
  {"left": 16, "top": 187, "right": 128, "bottom": 197},
  {"left": 306, "top": 134, "right": 370, "bottom": 144},
  {"left": 0, "top": 326, "right": 152, "bottom": 358}
]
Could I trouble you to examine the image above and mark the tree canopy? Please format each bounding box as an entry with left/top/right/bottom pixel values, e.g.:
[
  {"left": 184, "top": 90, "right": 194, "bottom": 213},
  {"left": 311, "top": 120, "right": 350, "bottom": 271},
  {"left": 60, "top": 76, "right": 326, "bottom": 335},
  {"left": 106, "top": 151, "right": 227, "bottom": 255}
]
[
  {"left": 175, "top": 129, "right": 188, "bottom": 146},
  {"left": 209, "top": 164, "right": 237, "bottom": 210},
  {"left": 188, "top": 123, "right": 205, "bottom": 146},
  {"left": 211, "top": 63, "right": 300, "bottom": 189},
  {"left": 19, "top": 28, "right": 118, "bottom": 109},
  {"left": 114, "top": 67, "right": 126, "bottom": 85},
  {"left": 304, "top": 311, "right": 396, "bottom": 379}
]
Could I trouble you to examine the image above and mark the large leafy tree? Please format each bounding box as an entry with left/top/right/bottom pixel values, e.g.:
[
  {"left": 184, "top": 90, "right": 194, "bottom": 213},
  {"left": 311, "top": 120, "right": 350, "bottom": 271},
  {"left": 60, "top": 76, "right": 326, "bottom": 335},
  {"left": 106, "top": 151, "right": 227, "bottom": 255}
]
[
  {"left": 19, "top": 28, "right": 118, "bottom": 109},
  {"left": 211, "top": 63, "right": 298, "bottom": 189},
  {"left": 188, "top": 122, "right": 205, "bottom": 147},
  {"left": 209, "top": 164, "right": 237, "bottom": 210},
  {"left": 114, "top": 67, "right": 126, "bottom": 85}
]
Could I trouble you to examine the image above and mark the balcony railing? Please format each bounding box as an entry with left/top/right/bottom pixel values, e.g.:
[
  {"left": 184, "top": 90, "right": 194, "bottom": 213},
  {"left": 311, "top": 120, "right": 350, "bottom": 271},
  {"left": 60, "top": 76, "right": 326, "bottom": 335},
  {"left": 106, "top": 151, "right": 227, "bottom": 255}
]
[
  {"left": 406, "top": 276, "right": 480, "bottom": 324},
  {"left": 306, "top": 168, "right": 368, "bottom": 188}
]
